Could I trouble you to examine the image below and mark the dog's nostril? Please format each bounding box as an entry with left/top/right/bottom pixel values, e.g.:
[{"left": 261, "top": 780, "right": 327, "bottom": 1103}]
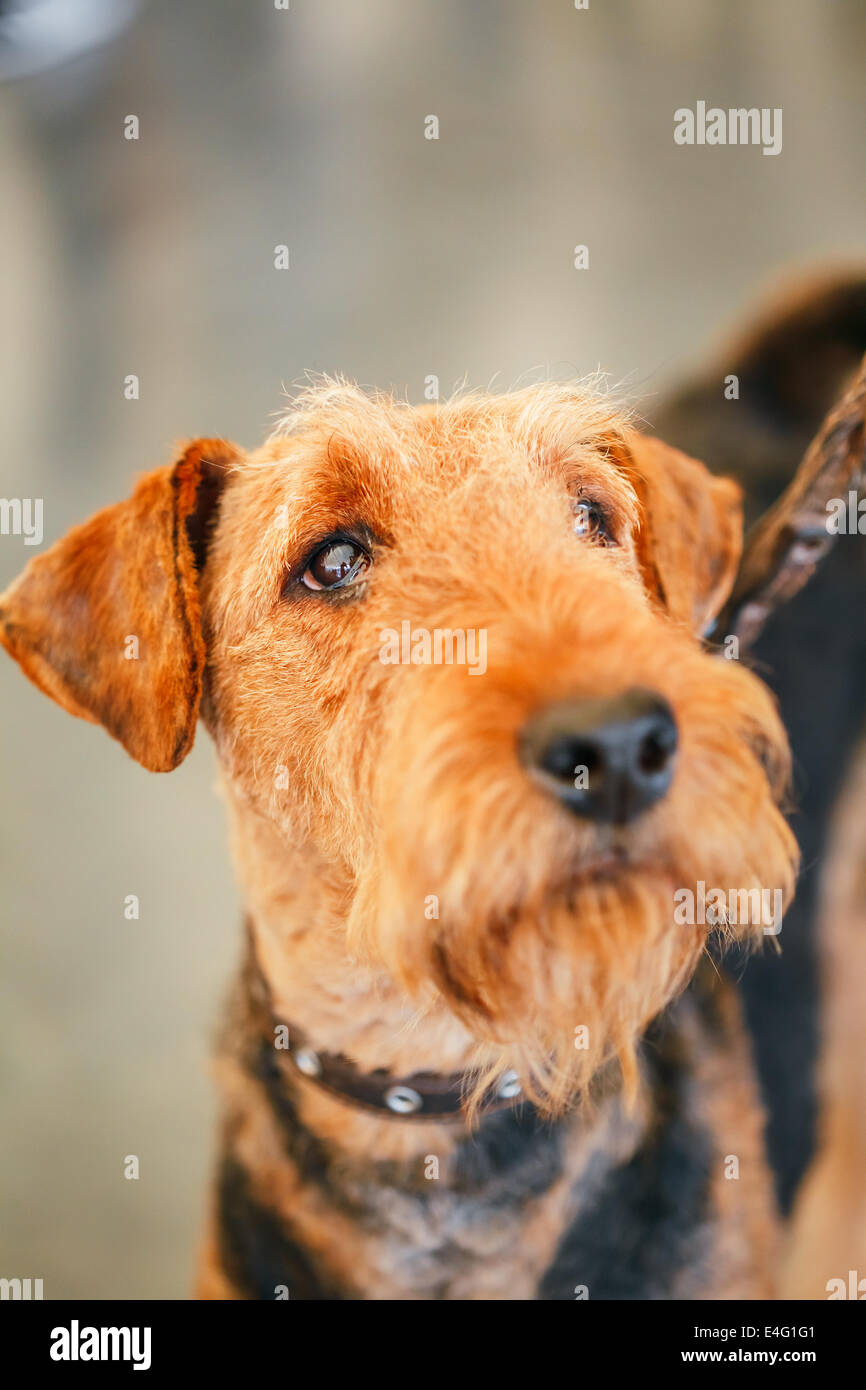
[
  {"left": 637, "top": 725, "right": 676, "bottom": 776},
  {"left": 539, "top": 738, "right": 601, "bottom": 784},
  {"left": 522, "top": 689, "right": 677, "bottom": 825}
]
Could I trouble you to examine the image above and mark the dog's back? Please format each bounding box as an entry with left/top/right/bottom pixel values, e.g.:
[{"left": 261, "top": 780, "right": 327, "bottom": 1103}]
[{"left": 654, "top": 272, "right": 866, "bottom": 1292}]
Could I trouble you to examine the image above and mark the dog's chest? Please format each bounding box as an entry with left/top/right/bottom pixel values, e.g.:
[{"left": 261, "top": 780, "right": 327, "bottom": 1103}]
[
  {"left": 347, "top": 1181, "right": 548, "bottom": 1300},
  {"left": 341, "top": 1091, "right": 713, "bottom": 1300},
  {"left": 216, "top": 977, "right": 777, "bottom": 1299}
]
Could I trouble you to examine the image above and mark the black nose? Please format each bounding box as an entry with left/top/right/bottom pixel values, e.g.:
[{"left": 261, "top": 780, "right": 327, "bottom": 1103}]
[{"left": 521, "top": 689, "right": 677, "bottom": 825}]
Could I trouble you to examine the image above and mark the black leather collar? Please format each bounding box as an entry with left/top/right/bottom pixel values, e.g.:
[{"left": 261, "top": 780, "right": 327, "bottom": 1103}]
[{"left": 271, "top": 1017, "right": 525, "bottom": 1121}]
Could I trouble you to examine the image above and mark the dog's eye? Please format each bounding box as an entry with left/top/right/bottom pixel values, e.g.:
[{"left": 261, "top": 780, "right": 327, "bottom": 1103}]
[
  {"left": 301, "top": 539, "right": 371, "bottom": 591},
  {"left": 573, "top": 500, "right": 611, "bottom": 543}
]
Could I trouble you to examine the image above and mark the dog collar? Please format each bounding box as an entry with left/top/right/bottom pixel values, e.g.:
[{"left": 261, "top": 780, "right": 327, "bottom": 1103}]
[
  {"left": 269, "top": 1020, "right": 526, "bottom": 1122},
  {"left": 244, "top": 921, "right": 527, "bottom": 1122}
]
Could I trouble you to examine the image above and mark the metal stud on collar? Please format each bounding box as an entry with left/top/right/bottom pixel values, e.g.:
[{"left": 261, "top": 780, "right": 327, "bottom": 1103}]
[
  {"left": 294, "top": 1047, "right": 323, "bottom": 1078},
  {"left": 496, "top": 1069, "right": 522, "bottom": 1100},
  {"left": 385, "top": 1084, "right": 424, "bottom": 1115}
]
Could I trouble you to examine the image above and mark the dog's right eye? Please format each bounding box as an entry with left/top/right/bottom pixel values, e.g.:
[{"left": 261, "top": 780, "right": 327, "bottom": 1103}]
[
  {"left": 300, "top": 538, "right": 371, "bottom": 592},
  {"left": 573, "top": 499, "right": 612, "bottom": 545}
]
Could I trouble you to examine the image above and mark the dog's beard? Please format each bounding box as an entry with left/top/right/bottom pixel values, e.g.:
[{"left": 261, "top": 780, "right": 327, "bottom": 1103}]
[
  {"left": 352, "top": 866, "right": 714, "bottom": 1116},
  {"left": 346, "top": 654, "right": 798, "bottom": 1117},
  {"left": 432, "top": 871, "right": 708, "bottom": 1114}
]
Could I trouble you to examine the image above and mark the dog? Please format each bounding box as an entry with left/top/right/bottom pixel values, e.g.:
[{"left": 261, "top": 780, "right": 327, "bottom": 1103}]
[{"left": 1, "top": 279, "right": 863, "bottom": 1299}]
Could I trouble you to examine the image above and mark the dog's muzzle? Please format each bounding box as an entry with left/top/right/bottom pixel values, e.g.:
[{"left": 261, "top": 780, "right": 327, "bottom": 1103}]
[{"left": 521, "top": 688, "right": 677, "bottom": 825}]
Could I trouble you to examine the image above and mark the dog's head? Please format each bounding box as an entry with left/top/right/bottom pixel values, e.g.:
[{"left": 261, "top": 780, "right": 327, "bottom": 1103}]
[{"left": 0, "top": 382, "right": 797, "bottom": 1110}]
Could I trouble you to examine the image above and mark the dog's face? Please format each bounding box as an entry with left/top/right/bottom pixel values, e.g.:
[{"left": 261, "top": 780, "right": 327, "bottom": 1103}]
[{"left": 0, "top": 383, "right": 798, "bottom": 1110}]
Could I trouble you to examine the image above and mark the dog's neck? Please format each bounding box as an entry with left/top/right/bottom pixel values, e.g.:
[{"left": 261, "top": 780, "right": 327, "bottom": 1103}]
[{"left": 222, "top": 782, "right": 485, "bottom": 1079}]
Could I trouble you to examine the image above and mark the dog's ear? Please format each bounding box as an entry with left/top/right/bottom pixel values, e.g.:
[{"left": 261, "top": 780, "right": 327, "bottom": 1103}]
[
  {"left": 0, "top": 438, "right": 239, "bottom": 772},
  {"left": 624, "top": 433, "right": 743, "bottom": 635}
]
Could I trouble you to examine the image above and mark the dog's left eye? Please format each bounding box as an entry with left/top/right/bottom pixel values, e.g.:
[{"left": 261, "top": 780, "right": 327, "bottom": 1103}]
[
  {"left": 301, "top": 538, "right": 371, "bottom": 591},
  {"left": 573, "top": 500, "right": 611, "bottom": 543}
]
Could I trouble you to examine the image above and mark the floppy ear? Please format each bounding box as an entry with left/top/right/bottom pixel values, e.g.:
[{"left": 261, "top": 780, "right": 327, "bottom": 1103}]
[
  {"left": 624, "top": 433, "right": 743, "bottom": 635},
  {"left": 0, "top": 438, "right": 239, "bottom": 772}
]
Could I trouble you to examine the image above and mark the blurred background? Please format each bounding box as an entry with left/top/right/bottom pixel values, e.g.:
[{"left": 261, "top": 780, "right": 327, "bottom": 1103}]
[{"left": 1, "top": 0, "right": 865, "bottom": 1298}]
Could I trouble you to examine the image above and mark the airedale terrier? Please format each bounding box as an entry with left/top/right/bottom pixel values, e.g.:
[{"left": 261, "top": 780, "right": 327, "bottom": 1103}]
[{"left": 1, "top": 370, "right": 807, "bottom": 1301}]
